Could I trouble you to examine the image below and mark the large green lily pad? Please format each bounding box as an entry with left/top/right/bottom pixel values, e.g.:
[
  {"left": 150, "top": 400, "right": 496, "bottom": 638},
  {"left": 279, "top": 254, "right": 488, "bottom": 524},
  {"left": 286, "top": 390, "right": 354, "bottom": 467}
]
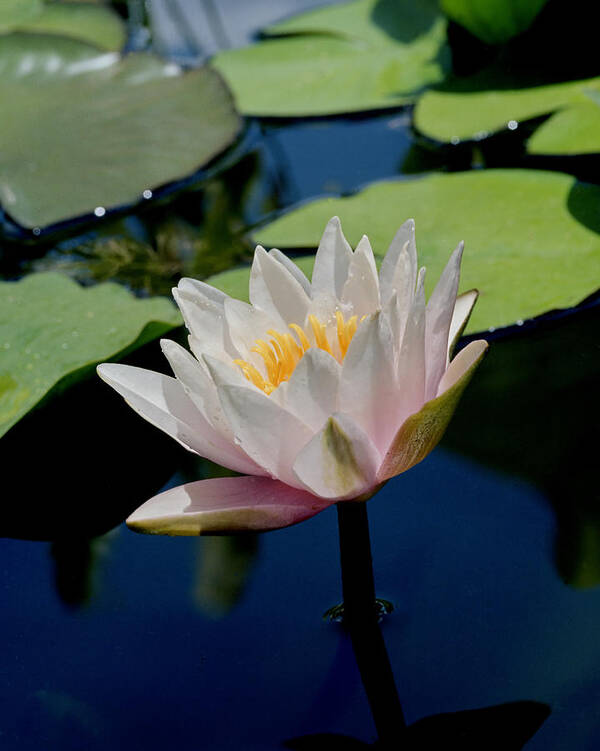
[
  {"left": 413, "top": 70, "right": 600, "bottom": 143},
  {"left": 527, "top": 94, "right": 600, "bottom": 155},
  {"left": 0, "top": 34, "right": 242, "bottom": 229},
  {"left": 207, "top": 170, "right": 600, "bottom": 333},
  {"left": 440, "top": 0, "right": 548, "bottom": 45},
  {"left": 212, "top": 0, "right": 449, "bottom": 116},
  {"left": 0, "top": 272, "right": 182, "bottom": 438}
]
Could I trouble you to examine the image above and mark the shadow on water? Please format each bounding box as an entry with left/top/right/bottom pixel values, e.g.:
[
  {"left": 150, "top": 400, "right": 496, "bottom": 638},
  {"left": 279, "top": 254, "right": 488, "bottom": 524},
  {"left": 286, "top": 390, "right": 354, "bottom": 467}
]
[
  {"left": 370, "top": 0, "right": 441, "bottom": 44},
  {"left": 443, "top": 305, "right": 600, "bottom": 588},
  {"left": 567, "top": 180, "right": 600, "bottom": 235},
  {"left": 0, "top": 341, "right": 181, "bottom": 541},
  {"left": 285, "top": 701, "right": 551, "bottom": 749}
]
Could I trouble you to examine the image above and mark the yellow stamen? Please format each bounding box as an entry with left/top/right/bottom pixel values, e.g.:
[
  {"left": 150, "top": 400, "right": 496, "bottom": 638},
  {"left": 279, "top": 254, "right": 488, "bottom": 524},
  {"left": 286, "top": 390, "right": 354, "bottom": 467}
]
[
  {"left": 308, "top": 315, "right": 333, "bottom": 355},
  {"left": 235, "top": 311, "right": 361, "bottom": 395}
]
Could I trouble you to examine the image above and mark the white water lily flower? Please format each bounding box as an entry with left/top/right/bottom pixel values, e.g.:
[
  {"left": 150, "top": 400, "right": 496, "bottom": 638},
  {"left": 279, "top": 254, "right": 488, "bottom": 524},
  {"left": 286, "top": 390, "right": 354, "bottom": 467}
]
[{"left": 98, "top": 217, "right": 488, "bottom": 535}]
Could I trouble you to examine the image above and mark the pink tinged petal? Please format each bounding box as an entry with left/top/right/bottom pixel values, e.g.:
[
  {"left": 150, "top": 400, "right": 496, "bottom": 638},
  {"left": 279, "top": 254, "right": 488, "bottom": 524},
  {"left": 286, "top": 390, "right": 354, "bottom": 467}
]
[
  {"left": 339, "top": 312, "right": 398, "bottom": 455},
  {"left": 437, "top": 339, "right": 488, "bottom": 396},
  {"left": 341, "top": 235, "right": 381, "bottom": 316},
  {"left": 293, "top": 413, "right": 381, "bottom": 500},
  {"left": 448, "top": 289, "right": 479, "bottom": 359},
  {"left": 394, "top": 268, "right": 427, "bottom": 431},
  {"left": 127, "top": 476, "right": 333, "bottom": 535},
  {"left": 217, "top": 385, "right": 313, "bottom": 488},
  {"left": 250, "top": 245, "right": 311, "bottom": 325},
  {"left": 377, "top": 339, "right": 488, "bottom": 482},
  {"left": 383, "top": 292, "right": 402, "bottom": 360},
  {"left": 311, "top": 216, "right": 353, "bottom": 300},
  {"left": 282, "top": 348, "right": 340, "bottom": 431},
  {"left": 96, "top": 364, "right": 263, "bottom": 475},
  {"left": 268, "top": 247, "right": 312, "bottom": 296},
  {"left": 379, "top": 219, "right": 417, "bottom": 307},
  {"left": 424, "top": 242, "right": 464, "bottom": 401},
  {"left": 223, "top": 297, "right": 281, "bottom": 364}
]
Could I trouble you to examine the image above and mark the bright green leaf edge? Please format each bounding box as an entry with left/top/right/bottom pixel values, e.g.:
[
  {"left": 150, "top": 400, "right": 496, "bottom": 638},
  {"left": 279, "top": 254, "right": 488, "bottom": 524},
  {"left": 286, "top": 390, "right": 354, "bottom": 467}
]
[
  {"left": 414, "top": 71, "right": 600, "bottom": 142},
  {"left": 527, "top": 99, "right": 600, "bottom": 155},
  {"left": 212, "top": 0, "right": 449, "bottom": 117},
  {"left": 15, "top": 2, "right": 126, "bottom": 51},
  {"left": 207, "top": 169, "right": 600, "bottom": 334},
  {"left": 440, "top": 0, "right": 548, "bottom": 45},
  {"left": 0, "top": 273, "right": 182, "bottom": 438}
]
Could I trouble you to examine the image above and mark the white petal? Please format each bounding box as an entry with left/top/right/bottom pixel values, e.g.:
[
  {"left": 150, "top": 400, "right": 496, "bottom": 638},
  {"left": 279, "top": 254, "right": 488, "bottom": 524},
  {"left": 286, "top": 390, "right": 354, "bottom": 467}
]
[
  {"left": 340, "top": 235, "right": 381, "bottom": 317},
  {"left": 448, "top": 289, "right": 478, "bottom": 358},
  {"left": 216, "top": 384, "right": 313, "bottom": 487},
  {"left": 394, "top": 267, "right": 427, "bottom": 434},
  {"left": 293, "top": 413, "right": 380, "bottom": 500},
  {"left": 425, "top": 242, "right": 464, "bottom": 400},
  {"left": 437, "top": 339, "right": 489, "bottom": 396},
  {"left": 250, "top": 245, "right": 311, "bottom": 325},
  {"left": 96, "top": 363, "right": 263, "bottom": 475},
  {"left": 223, "top": 297, "right": 281, "bottom": 364},
  {"left": 127, "top": 476, "right": 332, "bottom": 535},
  {"left": 379, "top": 219, "right": 417, "bottom": 307},
  {"left": 311, "top": 216, "right": 352, "bottom": 300},
  {"left": 160, "top": 340, "right": 235, "bottom": 440},
  {"left": 282, "top": 348, "right": 340, "bottom": 431},
  {"left": 268, "top": 248, "right": 312, "bottom": 296},
  {"left": 339, "top": 312, "right": 398, "bottom": 455},
  {"left": 173, "top": 279, "right": 237, "bottom": 361},
  {"left": 178, "top": 277, "right": 228, "bottom": 305}
]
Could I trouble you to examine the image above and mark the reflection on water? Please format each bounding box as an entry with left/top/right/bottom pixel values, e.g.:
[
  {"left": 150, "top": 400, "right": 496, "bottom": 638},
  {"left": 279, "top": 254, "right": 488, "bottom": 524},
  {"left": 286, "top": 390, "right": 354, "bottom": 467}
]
[
  {"left": 194, "top": 535, "right": 259, "bottom": 617},
  {"left": 443, "top": 305, "right": 600, "bottom": 588},
  {"left": 285, "top": 700, "right": 550, "bottom": 749}
]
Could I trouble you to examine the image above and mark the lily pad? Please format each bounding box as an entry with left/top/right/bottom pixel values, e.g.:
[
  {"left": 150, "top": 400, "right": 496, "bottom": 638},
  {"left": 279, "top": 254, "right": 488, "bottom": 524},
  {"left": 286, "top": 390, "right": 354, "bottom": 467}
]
[
  {"left": 212, "top": 0, "right": 449, "bottom": 116},
  {"left": 527, "top": 94, "right": 600, "bottom": 155},
  {"left": 413, "top": 70, "right": 600, "bottom": 143},
  {"left": 440, "top": 0, "right": 548, "bottom": 45},
  {"left": 0, "top": 0, "right": 42, "bottom": 29},
  {"left": 208, "top": 170, "right": 600, "bottom": 334},
  {"left": 0, "top": 272, "right": 182, "bottom": 438},
  {"left": 9, "top": 2, "right": 127, "bottom": 51},
  {"left": 0, "top": 34, "right": 242, "bottom": 229}
]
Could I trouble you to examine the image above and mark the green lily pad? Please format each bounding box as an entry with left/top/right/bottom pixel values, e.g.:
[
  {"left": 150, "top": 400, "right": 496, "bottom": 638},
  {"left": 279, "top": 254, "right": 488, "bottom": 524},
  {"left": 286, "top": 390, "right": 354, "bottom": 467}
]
[
  {"left": 0, "top": 0, "right": 42, "bottom": 29},
  {"left": 0, "top": 34, "right": 242, "bottom": 229},
  {"left": 413, "top": 70, "right": 600, "bottom": 143},
  {"left": 10, "top": 2, "right": 127, "bottom": 51},
  {"left": 527, "top": 94, "right": 600, "bottom": 155},
  {"left": 440, "top": 0, "right": 548, "bottom": 45},
  {"left": 0, "top": 272, "right": 182, "bottom": 438},
  {"left": 207, "top": 170, "right": 600, "bottom": 334},
  {"left": 212, "top": 0, "right": 449, "bottom": 117}
]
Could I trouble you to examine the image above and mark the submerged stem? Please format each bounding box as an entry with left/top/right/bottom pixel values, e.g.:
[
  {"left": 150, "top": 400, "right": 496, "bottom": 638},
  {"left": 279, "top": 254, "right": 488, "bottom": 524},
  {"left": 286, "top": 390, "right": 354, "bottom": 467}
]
[{"left": 336, "top": 501, "right": 406, "bottom": 746}]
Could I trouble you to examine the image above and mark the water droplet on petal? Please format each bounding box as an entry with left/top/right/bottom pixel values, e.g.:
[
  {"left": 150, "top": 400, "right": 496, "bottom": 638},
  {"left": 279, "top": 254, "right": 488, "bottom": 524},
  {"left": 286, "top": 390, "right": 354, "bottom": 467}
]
[
  {"left": 142, "top": 189, "right": 153, "bottom": 199},
  {"left": 507, "top": 120, "right": 518, "bottom": 131},
  {"left": 32, "top": 227, "right": 41, "bottom": 236},
  {"left": 94, "top": 206, "right": 106, "bottom": 217}
]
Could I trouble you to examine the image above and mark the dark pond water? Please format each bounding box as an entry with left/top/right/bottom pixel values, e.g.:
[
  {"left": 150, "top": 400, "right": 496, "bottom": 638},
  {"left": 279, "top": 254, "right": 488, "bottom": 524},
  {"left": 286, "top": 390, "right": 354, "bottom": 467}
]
[{"left": 2, "top": 3, "right": 600, "bottom": 750}]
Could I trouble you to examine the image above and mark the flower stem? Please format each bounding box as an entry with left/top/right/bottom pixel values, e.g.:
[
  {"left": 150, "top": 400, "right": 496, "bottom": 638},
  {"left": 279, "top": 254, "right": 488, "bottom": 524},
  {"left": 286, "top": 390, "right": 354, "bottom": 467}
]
[{"left": 336, "top": 501, "right": 406, "bottom": 746}]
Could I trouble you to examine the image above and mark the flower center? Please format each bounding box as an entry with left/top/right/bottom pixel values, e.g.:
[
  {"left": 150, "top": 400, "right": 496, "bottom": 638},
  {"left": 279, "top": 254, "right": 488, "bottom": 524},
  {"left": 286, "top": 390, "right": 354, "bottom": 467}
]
[{"left": 234, "top": 312, "right": 359, "bottom": 395}]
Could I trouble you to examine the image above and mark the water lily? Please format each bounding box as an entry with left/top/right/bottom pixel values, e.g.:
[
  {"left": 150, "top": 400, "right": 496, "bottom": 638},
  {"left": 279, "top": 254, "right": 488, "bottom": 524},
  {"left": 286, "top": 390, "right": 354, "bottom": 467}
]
[{"left": 98, "top": 217, "right": 488, "bottom": 535}]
